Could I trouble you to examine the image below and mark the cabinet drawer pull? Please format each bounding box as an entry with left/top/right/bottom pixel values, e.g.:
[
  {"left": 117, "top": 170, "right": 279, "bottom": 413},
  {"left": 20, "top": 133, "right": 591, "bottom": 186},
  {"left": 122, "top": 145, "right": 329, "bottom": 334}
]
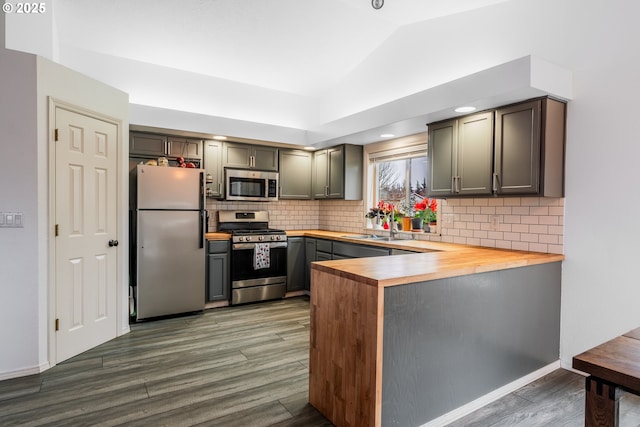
[{"left": 492, "top": 173, "right": 499, "bottom": 193}]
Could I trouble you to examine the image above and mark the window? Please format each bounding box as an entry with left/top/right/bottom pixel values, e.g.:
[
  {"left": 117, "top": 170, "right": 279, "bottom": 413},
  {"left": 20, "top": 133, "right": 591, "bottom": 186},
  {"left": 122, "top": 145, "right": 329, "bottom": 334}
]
[{"left": 369, "top": 142, "right": 428, "bottom": 217}]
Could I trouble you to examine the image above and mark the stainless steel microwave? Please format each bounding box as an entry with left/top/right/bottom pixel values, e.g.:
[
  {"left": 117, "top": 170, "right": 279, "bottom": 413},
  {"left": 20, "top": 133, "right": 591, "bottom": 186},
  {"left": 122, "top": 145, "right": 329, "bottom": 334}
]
[{"left": 225, "top": 169, "right": 279, "bottom": 202}]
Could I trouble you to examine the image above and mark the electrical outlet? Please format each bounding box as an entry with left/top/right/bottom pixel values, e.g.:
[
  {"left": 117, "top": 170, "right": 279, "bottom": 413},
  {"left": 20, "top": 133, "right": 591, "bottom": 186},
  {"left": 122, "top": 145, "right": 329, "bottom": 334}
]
[
  {"left": 443, "top": 214, "right": 454, "bottom": 227},
  {"left": 489, "top": 215, "right": 499, "bottom": 230}
]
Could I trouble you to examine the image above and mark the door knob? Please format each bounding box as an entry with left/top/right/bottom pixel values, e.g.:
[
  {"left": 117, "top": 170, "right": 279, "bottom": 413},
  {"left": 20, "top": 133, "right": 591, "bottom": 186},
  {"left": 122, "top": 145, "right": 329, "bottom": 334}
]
[{"left": 108, "top": 240, "right": 119, "bottom": 247}]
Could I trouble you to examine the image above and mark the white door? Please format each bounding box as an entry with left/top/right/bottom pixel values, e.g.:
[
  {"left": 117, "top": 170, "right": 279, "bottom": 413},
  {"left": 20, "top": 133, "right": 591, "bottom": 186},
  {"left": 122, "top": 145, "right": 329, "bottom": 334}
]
[{"left": 55, "top": 107, "right": 118, "bottom": 363}]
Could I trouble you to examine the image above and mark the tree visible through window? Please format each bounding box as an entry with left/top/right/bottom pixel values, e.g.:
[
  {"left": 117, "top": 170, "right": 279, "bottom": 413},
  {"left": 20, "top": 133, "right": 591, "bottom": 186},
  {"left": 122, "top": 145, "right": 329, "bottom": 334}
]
[{"left": 375, "top": 155, "right": 428, "bottom": 217}]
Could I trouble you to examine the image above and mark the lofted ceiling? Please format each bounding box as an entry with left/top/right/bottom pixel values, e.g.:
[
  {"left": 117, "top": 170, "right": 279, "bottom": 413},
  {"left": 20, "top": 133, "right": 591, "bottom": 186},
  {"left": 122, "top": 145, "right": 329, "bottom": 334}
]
[
  {"left": 8, "top": 0, "right": 574, "bottom": 147},
  {"left": 54, "top": 0, "right": 513, "bottom": 97}
]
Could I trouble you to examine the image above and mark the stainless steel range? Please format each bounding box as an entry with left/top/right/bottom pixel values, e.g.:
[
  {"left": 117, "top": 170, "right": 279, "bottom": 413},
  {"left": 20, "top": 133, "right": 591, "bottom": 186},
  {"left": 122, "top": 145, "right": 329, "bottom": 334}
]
[{"left": 218, "top": 210, "right": 287, "bottom": 305}]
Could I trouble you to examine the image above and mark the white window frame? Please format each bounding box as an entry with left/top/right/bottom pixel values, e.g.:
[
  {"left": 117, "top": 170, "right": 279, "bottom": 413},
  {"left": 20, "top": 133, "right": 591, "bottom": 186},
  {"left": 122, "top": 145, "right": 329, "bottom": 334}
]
[{"left": 364, "top": 134, "right": 428, "bottom": 221}]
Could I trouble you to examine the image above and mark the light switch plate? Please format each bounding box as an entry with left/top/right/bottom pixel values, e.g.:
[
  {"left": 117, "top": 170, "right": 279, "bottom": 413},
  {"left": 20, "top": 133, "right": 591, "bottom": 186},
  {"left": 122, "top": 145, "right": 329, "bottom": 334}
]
[{"left": 0, "top": 212, "right": 24, "bottom": 228}]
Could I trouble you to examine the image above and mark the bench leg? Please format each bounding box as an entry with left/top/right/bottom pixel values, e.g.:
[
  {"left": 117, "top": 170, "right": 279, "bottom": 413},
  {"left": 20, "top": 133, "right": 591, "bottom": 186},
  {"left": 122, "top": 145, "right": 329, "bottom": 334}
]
[{"left": 584, "top": 376, "right": 622, "bottom": 427}]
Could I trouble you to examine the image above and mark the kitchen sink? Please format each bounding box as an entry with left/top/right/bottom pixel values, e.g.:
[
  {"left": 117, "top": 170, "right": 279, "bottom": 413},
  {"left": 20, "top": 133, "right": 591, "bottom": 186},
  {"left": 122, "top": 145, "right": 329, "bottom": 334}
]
[{"left": 343, "top": 234, "right": 409, "bottom": 241}]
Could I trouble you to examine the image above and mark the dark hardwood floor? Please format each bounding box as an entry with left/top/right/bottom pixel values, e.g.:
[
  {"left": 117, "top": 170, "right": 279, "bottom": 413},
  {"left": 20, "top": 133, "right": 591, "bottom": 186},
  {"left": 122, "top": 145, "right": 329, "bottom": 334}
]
[{"left": 2, "top": 296, "right": 640, "bottom": 426}]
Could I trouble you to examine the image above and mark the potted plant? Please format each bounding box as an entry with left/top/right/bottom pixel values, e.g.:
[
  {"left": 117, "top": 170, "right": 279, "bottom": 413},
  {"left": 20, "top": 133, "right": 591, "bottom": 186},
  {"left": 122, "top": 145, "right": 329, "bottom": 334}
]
[{"left": 414, "top": 198, "right": 438, "bottom": 232}]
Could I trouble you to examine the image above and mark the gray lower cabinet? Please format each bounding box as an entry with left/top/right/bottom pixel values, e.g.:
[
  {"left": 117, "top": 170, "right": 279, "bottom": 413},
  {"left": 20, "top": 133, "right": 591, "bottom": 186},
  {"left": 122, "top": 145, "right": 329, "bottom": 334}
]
[
  {"left": 304, "top": 238, "right": 316, "bottom": 291},
  {"left": 332, "top": 241, "right": 390, "bottom": 258},
  {"left": 279, "top": 149, "right": 312, "bottom": 199},
  {"left": 390, "top": 248, "right": 419, "bottom": 255},
  {"left": 313, "top": 145, "right": 363, "bottom": 200},
  {"left": 207, "top": 240, "right": 229, "bottom": 302},
  {"left": 287, "top": 237, "right": 305, "bottom": 292}
]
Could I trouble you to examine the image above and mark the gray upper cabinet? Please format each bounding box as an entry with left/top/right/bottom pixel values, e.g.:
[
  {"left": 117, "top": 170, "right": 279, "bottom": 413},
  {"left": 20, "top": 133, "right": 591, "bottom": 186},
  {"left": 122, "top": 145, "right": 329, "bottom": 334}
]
[
  {"left": 130, "top": 132, "right": 202, "bottom": 162},
  {"left": 457, "top": 112, "right": 494, "bottom": 195},
  {"left": 428, "top": 97, "right": 566, "bottom": 198},
  {"left": 428, "top": 112, "right": 493, "bottom": 197},
  {"left": 494, "top": 98, "right": 565, "bottom": 197},
  {"left": 167, "top": 137, "right": 203, "bottom": 160},
  {"left": 223, "top": 142, "right": 278, "bottom": 171},
  {"left": 279, "top": 149, "right": 312, "bottom": 199},
  {"left": 313, "top": 144, "right": 363, "bottom": 200},
  {"left": 428, "top": 120, "right": 456, "bottom": 197},
  {"left": 204, "top": 140, "right": 223, "bottom": 198},
  {"left": 130, "top": 133, "right": 167, "bottom": 157}
]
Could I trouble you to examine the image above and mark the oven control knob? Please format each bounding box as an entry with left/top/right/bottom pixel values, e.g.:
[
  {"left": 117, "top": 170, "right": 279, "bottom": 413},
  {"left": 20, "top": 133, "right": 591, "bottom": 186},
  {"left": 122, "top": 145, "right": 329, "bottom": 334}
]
[
  {"left": 246, "top": 236, "right": 251, "bottom": 242},
  {"left": 276, "top": 235, "right": 281, "bottom": 241},
  {"left": 270, "top": 236, "right": 275, "bottom": 241},
  {"left": 238, "top": 236, "right": 244, "bottom": 242},
  {"left": 258, "top": 236, "right": 264, "bottom": 241}
]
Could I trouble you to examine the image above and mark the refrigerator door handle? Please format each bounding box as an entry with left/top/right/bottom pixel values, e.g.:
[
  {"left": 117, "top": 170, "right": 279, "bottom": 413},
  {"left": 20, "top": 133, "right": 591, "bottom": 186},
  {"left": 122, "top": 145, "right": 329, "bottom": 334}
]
[
  {"left": 199, "top": 210, "right": 205, "bottom": 249},
  {"left": 199, "top": 171, "right": 205, "bottom": 211}
]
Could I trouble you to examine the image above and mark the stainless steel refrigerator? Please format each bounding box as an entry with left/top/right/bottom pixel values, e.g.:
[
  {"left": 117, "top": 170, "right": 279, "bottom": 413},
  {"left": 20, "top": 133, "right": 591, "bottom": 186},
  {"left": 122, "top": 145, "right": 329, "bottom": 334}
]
[{"left": 133, "top": 164, "right": 205, "bottom": 320}]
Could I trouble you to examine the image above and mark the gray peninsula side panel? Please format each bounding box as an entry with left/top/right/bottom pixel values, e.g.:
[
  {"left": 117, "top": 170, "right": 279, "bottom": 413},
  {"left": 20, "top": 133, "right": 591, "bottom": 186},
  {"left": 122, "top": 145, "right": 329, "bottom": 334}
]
[{"left": 382, "top": 262, "right": 561, "bottom": 427}]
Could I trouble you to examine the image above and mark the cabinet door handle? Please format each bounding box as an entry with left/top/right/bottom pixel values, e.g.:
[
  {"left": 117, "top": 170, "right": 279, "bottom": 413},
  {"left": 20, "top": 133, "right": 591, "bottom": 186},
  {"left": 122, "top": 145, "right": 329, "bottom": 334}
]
[
  {"left": 492, "top": 173, "right": 499, "bottom": 193},
  {"left": 325, "top": 185, "right": 329, "bottom": 197},
  {"left": 455, "top": 176, "right": 460, "bottom": 193},
  {"left": 218, "top": 182, "right": 222, "bottom": 194},
  {"left": 451, "top": 176, "right": 455, "bottom": 193}
]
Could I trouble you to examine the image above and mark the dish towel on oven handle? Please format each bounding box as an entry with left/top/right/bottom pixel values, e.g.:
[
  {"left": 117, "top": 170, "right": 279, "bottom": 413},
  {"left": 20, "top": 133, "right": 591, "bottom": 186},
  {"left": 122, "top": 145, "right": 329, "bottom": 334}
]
[{"left": 254, "top": 242, "right": 271, "bottom": 270}]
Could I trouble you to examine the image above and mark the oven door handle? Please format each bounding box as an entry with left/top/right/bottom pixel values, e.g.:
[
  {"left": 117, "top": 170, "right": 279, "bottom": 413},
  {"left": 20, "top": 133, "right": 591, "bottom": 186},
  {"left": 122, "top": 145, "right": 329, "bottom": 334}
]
[{"left": 232, "top": 242, "right": 288, "bottom": 250}]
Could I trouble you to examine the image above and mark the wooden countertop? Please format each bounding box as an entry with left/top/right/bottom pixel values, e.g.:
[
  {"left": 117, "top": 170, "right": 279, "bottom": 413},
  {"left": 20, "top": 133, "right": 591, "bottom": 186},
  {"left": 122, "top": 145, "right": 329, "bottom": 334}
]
[
  {"left": 206, "top": 229, "right": 563, "bottom": 288},
  {"left": 205, "top": 232, "right": 231, "bottom": 240},
  {"left": 295, "top": 230, "right": 564, "bottom": 288}
]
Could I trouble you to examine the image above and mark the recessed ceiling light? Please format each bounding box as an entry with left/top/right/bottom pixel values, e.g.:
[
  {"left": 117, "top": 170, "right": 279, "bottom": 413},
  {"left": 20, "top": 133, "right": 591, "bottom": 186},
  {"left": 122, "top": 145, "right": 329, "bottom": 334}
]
[
  {"left": 380, "top": 133, "right": 395, "bottom": 138},
  {"left": 213, "top": 135, "right": 227, "bottom": 140},
  {"left": 454, "top": 106, "right": 476, "bottom": 113}
]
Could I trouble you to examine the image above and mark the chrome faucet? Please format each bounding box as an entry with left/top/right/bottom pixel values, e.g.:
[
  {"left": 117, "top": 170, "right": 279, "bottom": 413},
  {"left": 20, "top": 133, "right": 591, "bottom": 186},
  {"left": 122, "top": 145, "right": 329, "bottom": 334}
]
[{"left": 388, "top": 216, "right": 397, "bottom": 241}]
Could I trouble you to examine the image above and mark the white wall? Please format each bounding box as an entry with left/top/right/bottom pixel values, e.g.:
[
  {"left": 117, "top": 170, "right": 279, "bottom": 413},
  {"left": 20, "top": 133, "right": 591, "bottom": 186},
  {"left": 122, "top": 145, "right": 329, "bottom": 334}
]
[
  {"left": 0, "top": 14, "right": 130, "bottom": 378},
  {"left": 0, "top": 16, "right": 42, "bottom": 377}
]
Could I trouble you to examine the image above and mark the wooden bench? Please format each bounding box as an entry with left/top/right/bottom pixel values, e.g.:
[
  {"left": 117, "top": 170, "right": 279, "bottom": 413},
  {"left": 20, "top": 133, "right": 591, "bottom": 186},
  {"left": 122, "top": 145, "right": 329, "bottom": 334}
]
[{"left": 573, "top": 327, "right": 640, "bottom": 427}]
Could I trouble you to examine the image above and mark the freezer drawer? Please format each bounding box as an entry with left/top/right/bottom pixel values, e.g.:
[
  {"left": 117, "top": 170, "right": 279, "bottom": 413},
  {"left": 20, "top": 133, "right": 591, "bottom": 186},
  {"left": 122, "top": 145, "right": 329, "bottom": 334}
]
[{"left": 136, "top": 210, "right": 205, "bottom": 320}]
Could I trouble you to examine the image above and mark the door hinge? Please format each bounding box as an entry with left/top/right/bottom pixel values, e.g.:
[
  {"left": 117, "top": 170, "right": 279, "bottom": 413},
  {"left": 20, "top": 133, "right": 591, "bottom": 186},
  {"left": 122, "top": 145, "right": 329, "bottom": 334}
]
[
  {"left": 55, "top": 224, "right": 59, "bottom": 237},
  {"left": 54, "top": 128, "right": 59, "bottom": 142},
  {"left": 55, "top": 318, "right": 59, "bottom": 331}
]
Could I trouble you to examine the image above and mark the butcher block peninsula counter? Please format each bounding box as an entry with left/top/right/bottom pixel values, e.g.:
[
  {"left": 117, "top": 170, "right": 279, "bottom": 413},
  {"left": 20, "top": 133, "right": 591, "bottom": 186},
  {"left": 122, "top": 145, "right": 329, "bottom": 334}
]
[{"left": 304, "top": 231, "right": 564, "bottom": 427}]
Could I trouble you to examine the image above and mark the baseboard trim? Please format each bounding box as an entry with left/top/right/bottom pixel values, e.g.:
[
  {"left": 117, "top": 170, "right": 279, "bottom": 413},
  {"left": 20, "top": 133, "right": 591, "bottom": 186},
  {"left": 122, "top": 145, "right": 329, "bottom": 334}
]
[
  {"left": 421, "top": 360, "right": 562, "bottom": 427},
  {"left": 0, "top": 361, "right": 50, "bottom": 381}
]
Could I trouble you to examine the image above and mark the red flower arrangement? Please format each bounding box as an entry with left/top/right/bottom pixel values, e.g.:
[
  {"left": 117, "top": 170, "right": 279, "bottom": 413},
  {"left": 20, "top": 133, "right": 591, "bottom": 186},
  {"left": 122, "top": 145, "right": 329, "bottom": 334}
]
[
  {"left": 377, "top": 200, "right": 395, "bottom": 229},
  {"left": 414, "top": 198, "right": 438, "bottom": 223}
]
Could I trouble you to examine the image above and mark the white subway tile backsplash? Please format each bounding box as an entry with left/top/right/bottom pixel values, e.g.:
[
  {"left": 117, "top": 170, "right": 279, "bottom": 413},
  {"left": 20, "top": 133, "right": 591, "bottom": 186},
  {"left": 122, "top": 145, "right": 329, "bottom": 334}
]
[
  {"left": 207, "top": 195, "right": 564, "bottom": 254},
  {"left": 436, "top": 197, "right": 565, "bottom": 253}
]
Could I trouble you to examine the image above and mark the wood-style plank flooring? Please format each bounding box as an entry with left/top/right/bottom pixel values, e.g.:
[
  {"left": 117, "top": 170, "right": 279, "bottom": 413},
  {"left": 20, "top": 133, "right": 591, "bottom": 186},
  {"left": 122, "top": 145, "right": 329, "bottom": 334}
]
[{"left": 2, "top": 296, "right": 640, "bottom": 426}]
